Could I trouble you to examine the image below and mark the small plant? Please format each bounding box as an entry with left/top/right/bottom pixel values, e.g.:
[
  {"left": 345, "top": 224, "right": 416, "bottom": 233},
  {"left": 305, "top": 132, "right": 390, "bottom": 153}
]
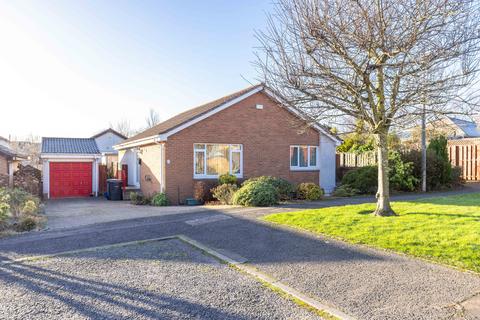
[
  {"left": 296, "top": 182, "right": 323, "bottom": 201},
  {"left": 0, "top": 188, "right": 10, "bottom": 222},
  {"left": 151, "top": 192, "right": 169, "bottom": 206},
  {"left": 332, "top": 185, "right": 360, "bottom": 197},
  {"left": 193, "top": 181, "right": 209, "bottom": 203},
  {"left": 218, "top": 173, "right": 237, "bottom": 185},
  {"left": 16, "top": 216, "right": 38, "bottom": 232},
  {"left": 211, "top": 184, "right": 238, "bottom": 204},
  {"left": 130, "top": 192, "right": 150, "bottom": 205},
  {"left": 22, "top": 200, "right": 38, "bottom": 215},
  {"left": 5, "top": 188, "right": 38, "bottom": 218},
  {"left": 243, "top": 176, "right": 294, "bottom": 200},
  {"left": 233, "top": 180, "right": 279, "bottom": 207}
]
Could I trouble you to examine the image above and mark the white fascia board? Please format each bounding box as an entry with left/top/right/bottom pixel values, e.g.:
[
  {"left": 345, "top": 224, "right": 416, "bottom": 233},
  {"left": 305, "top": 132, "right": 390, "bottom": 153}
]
[
  {"left": 40, "top": 154, "right": 101, "bottom": 159},
  {"left": 263, "top": 88, "right": 342, "bottom": 145},
  {"left": 113, "top": 135, "right": 162, "bottom": 150},
  {"left": 163, "top": 86, "right": 264, "bottom": 139}
]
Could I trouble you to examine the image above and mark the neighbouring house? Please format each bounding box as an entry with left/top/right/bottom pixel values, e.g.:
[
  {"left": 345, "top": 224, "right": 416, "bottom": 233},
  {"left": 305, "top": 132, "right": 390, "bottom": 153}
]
[
  {"left": 0, "top": 136, "right": 27, "bottom": 187},
  {"left": 404, "top": 115, "right": 480, "bottom": 142},
  {"left": 41, "top": 129, "right": 126, "bottom": 199},
  {"left": 114, "top": 84, "right": 341, "bottom": 204}
]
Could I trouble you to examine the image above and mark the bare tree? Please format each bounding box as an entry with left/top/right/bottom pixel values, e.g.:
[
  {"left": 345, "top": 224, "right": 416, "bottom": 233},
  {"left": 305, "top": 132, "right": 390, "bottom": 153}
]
[
  {"left": 256, "top": 0, "right": 480, "bottom": 216},
  {"left": 110, "top": 119, "right": 135, "bottom": 138},
  {"left": 145, "top": 108, "right": 160, "bottom": 129}
]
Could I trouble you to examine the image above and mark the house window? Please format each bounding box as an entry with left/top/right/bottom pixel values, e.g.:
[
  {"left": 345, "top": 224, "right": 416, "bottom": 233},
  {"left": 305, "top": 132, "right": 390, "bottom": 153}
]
[
  {"left": 290, "top": 145, "right": 319, "bottom": 170},
  {"left": 194, "top": 144, "right": 243, "bottom": 178}
]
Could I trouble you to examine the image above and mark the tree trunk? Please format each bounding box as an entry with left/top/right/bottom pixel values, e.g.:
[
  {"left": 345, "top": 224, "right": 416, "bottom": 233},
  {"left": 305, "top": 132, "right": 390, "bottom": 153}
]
[{"left": 374, "top": 131, "right": 396, "bottom": 216}]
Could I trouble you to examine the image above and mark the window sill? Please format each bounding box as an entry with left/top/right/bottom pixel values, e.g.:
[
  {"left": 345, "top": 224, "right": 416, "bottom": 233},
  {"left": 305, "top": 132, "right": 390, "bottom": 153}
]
[
  {"left": 194, "top": 175, "right": 243, "bottom": 180},
  {"left": 290, "top": 167, "right": 319, "bottom": 172}
]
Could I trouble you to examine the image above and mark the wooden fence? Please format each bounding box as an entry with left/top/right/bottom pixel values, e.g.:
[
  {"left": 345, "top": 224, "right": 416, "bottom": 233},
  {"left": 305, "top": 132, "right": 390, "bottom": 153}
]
[
  {"left": 448, "top": 139, "right": 480, "bottom": 181},
  {"left": 336, "top": 151, "right": 377, "bottom": 168}
]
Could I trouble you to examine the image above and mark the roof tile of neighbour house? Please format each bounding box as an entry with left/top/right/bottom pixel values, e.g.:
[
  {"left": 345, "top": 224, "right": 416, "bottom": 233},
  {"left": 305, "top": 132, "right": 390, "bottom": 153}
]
[
  {"left": 41, "top": 137, "right": 100, "bottom": 154},
  {"left": 90, "top": 128, "right": 127, "bottom": 140},
  {"left": 121, "top": 84, "right": 263, "bottom": 144}
]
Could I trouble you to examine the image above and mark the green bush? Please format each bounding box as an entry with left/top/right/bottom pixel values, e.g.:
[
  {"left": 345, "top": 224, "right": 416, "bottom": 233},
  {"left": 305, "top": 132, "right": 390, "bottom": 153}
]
[
  {"left": 151, "top": 192, "right": 169, "bottom": 206},
  {"left": 22, "top": 200, "right": 39, "bottom": 215},
  {"left": 218, "top": 174, "right": 238, "bottom": 185},
  {"left": 296, "top": 183, "right": 323, "bottom": 201},
  {"left": 341, "top": 166, "right": 378, "bottom": 194},
  {"left": 243, "top": 176, "right": 294, "bottom": 200},
  {"left": 332, "top": 185, "right": 360, "bottom": 197},
  {"left": 0, "top": 188, "right": 10, "bottom": 222},
  {"left": 233, "top": 180, "right": 279, "bottom": 207},
  {"left": 451, "top": 166, "right": 463, "bottom": 185},
  {"left": 401, "top": 139, "right": 455, "bottom": 191},
  {"left": 211, "top": 184, "right": 238, "bottom": 204},
  {"left": 388, "top": 151, "right": 419, "bottom": 192},
  {"left": 130, "top": 192, "right": 150, "bottom": 205},
  {"left": 16, "top": 216, "right": 38, "bottom": 232},
  {"left": 5, "top": 188, "right": 38, "bottom": 218}
]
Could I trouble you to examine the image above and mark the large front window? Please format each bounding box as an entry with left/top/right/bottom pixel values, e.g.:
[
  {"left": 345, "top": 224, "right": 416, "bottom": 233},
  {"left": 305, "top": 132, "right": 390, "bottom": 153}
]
[
  {"left": 290, "top": 145, "right": 318, "bottom": 170},
  {"left": 194, "top": 144, "right": 243, "bottom": 178}
]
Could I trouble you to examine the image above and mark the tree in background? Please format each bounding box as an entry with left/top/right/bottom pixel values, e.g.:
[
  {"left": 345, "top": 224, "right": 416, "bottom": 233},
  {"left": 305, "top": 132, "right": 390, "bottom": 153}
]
[
  {"left": 145, "top": 108, "right": 160, "bottom": 129},
  {"left": 256, "top": 0, "right": 480, "bottom": 216},
  {"left": 110, "top": 119, "right": 135, "bottom": 138}
]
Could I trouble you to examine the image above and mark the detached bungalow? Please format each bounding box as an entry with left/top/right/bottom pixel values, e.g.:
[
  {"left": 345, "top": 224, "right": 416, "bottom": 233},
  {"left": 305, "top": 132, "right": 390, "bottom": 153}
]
[
  {"left": 41, "top": 129, "right": 126, "bottom": 199},
  {"left": 114, "top": 85, "right": 340, "bottom": 204}
]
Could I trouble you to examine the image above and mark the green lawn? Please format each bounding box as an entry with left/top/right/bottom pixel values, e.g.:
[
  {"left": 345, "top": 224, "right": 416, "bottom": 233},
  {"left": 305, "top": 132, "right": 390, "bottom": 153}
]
[{"left": 264, "top": 193, "right": 480, "bottom": 272}]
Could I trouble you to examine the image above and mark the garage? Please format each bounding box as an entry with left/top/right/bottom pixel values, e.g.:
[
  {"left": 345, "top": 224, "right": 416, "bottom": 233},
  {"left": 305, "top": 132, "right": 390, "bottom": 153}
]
[
  {"left": 49, "top": 162, "right": 93, "bottom": 198},
  {"left": 41, "top": 137, "right": 101, "bottom": 199}
]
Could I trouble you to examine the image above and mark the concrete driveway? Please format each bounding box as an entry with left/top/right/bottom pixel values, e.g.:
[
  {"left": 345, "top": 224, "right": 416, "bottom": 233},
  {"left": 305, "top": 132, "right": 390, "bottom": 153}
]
[{"left": 44, "top": 198, "right": 261, "bottom": 230}]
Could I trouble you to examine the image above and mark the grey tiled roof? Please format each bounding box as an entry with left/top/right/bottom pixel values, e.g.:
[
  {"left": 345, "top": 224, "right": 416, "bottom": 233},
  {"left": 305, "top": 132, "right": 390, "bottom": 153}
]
[{"left": 41, "top": 138, "right": 100, "bottom": 154}]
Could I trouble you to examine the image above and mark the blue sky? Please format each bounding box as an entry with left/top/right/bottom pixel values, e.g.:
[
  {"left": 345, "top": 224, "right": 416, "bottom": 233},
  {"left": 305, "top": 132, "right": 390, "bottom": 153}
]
[{"left": 0, "top": 0, "right": 272, "bottom": 139}]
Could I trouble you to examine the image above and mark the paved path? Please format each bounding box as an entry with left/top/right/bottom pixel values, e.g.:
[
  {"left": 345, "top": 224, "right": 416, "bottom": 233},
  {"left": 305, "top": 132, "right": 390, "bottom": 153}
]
[{"left": 2, "top": 191, "right": 480, "bottom": 320}]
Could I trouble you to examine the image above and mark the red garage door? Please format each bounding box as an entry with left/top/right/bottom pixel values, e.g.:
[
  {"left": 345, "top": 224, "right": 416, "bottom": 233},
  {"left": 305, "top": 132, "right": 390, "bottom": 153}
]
[{"left": 50, "top": 162, "right": 92, "bottom": 198}]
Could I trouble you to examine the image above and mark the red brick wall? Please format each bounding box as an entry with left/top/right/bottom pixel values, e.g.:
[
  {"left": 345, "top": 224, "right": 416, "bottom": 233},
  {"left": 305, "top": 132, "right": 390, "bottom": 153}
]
[
  {"left": 164, "top": 91, "right": 319, "bottom": 204},
  {"left": 139, "top": 144, "right": 163, "bottom": 196},
  {"left": 0, "top": 155, "right": 8, "bottom": 176}
]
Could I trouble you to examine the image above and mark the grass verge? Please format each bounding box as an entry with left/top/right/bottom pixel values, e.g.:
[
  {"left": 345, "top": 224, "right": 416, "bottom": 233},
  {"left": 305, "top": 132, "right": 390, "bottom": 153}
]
[{"left": 263, "top": 193, "right": 480, "bottom": 273}]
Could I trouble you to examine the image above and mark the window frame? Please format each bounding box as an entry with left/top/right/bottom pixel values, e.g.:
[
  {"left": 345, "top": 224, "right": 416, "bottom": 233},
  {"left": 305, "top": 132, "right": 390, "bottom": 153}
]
[
  {"left": 193, "top": 143, "right": 243, "bottom": 179},
  {"left": 290, "top": 145, "right": 319, "bottom": 171}
]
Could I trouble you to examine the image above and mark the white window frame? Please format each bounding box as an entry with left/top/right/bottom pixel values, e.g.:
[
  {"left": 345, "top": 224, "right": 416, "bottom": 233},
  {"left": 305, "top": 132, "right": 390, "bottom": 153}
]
[
  {"left": 193, "top": 143, "right": 243, "bottom": 179},
  {"left": 290, "top": 145, "right": 319, "bottom": 171}
]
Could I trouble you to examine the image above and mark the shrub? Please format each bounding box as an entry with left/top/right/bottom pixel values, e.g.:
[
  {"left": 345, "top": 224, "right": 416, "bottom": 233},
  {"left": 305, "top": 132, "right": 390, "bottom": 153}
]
[
  {"left": 6, "top": 188, "right": 38, "bottom": 218},
  {"left": 193, "top": 181, "right": 210, "bottom": 203},
  {"left": 451, "top": 166, "right": 463, "bottom": 185},
  {"left": 332, "top": 185, "right": 360, "bottom": 197},
  {"left": 341, "top": 166, "right": 378, "bottom": 194},
  {"left": 233, "top": 180, "right": 279, "bottom": 207},
  {"left": 130, "top": 192, "right": 150, "bottom": 205},
  {"left": 22, "top": 200, "right": 39, "bottom": 215},
  {"left": 151, "top": 192, "right": 168, "bottom": 206},
  {"left": 401, "top": 144, "right": 454, "bottom": 191},
  {"left": 243, "top": 176, "right": 294, "bottom": 200},
  {"left": 211, "top": 184, "right": 238, "bottom": 204},
  {"left": 218, "top": 174, "right": 237, "bottom": 185},
  {"left": 0, "top": 188, "right": 10, "bottom": 221},
  {"left": 16, "top": 216, "right": 38, "bottom": 232},
  {"left": 388, "top": 151, "right": 419, "bottom": 192},
  {"left": 296, "top": 183, "right": 324, "bottom": 201}
]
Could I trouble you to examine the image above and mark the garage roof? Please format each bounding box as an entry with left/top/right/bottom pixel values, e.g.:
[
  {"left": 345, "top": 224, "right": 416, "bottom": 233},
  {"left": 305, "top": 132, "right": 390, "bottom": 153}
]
[{"left": 41, "top": 138, "right": 100, "bottom": 154}]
